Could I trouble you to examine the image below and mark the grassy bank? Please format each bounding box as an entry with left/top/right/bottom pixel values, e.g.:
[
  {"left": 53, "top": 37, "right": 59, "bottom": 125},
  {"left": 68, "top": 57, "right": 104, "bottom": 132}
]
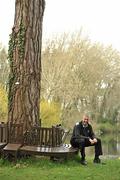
[{"left": 0, "top": 156, "right": 120, "bottom": 180}]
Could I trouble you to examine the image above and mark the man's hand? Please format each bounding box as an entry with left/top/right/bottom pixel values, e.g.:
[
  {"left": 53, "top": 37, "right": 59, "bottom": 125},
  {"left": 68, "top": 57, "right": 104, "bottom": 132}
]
[
  {"left": 89, "top": 138, "right": 94, "bottom": 144},
  {"left": 93, "top": 138, "right": 97, "bottom": 143},
  {"left": 89, "top": 138, "right": 97, "bottom": 144}
]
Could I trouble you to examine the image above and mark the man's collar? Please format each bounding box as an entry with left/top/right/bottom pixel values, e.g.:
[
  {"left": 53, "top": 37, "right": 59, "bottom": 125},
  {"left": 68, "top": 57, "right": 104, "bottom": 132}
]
[{"left": 82, "top": 122, "right": 88, "bottom": 127}]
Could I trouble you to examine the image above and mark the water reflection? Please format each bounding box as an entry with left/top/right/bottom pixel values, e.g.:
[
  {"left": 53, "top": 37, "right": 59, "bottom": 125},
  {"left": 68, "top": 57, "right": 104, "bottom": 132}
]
[
  {"left": 65, "top": 133, "right": 120, "bottom": 156},
  {"left": 101, "top": 133, "right": 120, "bottom": 156}
]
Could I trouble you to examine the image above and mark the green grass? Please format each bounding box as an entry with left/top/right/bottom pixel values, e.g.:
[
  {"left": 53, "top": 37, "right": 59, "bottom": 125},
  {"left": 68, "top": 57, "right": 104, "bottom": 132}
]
[{"left": 0, "top": 156, "right": 120, "bottom": 180}]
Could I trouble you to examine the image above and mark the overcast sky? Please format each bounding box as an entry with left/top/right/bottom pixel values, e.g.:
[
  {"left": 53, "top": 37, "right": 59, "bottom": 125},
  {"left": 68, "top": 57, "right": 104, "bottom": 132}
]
[{"left": 0, "top": 0, "right": 120, "bottom": 50}]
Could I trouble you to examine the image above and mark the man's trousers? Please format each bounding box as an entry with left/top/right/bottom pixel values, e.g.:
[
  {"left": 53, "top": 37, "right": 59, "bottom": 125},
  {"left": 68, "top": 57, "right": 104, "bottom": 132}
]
[{"left": 70, "top": 138, "right": 103, "bottom": 159}]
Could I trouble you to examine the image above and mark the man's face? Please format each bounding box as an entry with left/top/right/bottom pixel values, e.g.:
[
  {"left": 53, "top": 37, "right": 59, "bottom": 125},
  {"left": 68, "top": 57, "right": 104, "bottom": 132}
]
[{"left": 82, "top": 116, "right": 89, "bottom": 125}]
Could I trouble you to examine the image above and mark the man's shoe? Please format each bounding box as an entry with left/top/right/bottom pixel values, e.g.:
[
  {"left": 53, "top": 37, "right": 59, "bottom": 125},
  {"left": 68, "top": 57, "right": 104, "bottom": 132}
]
[
  {"left": 80, "top": 159, "right": 87, "bottom": 165},
  {"left": 93, "top": 158, "right": 101, "bottom": 164}
]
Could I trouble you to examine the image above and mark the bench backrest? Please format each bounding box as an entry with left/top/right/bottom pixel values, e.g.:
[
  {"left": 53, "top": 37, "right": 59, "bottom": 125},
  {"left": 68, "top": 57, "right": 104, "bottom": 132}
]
[
  {"left": 52, "top": 126, "right": 64, "bottom": 146},
  {"left": 0, "top": 123, "right": 70, "bottom": 146},
  {"left": 24, "top": 126, "right": 66, "bottom": 147},
  {"left": 0, "top": 122, "right": 7, "bottom": 143},
  {"left": 24, "top": 127, "right": 52, "bottom": 146},
  {"left": 8, "top": 123, "right": 24, "bottom": 144}
]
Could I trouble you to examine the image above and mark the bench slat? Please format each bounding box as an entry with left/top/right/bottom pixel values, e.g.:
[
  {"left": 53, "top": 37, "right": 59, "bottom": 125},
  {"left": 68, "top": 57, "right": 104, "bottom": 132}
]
[
  {"left": 20, "top": 145, "right": 78, "bottom": 157},
  {"left": 3, "top": 143, "right": 22, "bottom": 151}
]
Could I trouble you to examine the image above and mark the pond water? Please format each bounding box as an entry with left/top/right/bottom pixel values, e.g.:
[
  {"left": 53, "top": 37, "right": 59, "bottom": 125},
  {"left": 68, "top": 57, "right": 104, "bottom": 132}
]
[
  {"left": 65, "top": 133, "right": 120, "bottom": 157},
  {"left": 101, "top": 133, "right": 120, "bottom": 156}
]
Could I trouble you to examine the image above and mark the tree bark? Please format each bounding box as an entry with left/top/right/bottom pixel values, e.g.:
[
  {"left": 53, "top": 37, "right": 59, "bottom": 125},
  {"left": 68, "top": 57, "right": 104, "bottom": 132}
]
[{"left": 8, "top": 0, "right": 45, "bottom": 134}]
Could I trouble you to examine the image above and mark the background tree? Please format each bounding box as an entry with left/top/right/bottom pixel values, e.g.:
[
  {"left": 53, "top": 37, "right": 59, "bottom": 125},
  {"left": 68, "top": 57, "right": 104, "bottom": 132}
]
[
  {"left": 0, "top": 44, "right": 8, "bottom": 88},
  {"left": 41, "top": 32, "right": 120, "bottom": 128},
  {"left": 8, "top": 0, "right": 45, "bottom": 134}
]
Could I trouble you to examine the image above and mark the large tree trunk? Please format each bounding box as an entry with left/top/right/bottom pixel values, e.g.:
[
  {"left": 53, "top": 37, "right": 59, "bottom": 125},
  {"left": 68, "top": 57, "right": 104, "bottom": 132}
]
[{"left": 8, "top": 0, "right": 45, "bottom": 135}]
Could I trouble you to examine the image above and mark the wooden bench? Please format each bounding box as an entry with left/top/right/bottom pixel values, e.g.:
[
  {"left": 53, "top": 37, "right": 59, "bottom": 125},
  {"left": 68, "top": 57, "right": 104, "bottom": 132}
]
[
  {"left": 3, "top": 123, "right": 24, "bottom": 160},
  {"left": 20, "top": 126, "right": 78, "bottom": 160},
  {"left": 0, "top": 122, "right": 8, "bottom": 155}
]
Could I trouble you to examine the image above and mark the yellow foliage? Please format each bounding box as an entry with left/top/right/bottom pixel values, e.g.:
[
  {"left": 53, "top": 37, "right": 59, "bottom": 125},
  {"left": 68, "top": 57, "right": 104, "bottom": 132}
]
[
  {"left": 0, "top": 84, "right": 8, "bottom": 122},
  {"left": 40, "top": 100, "right": 61, "bottom": 127}
]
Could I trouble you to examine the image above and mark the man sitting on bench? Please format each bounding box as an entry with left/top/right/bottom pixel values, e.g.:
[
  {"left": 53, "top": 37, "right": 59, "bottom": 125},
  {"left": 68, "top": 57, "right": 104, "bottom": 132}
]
[{"left": 70, "top": 114, "right": 103, "bottom": 165}]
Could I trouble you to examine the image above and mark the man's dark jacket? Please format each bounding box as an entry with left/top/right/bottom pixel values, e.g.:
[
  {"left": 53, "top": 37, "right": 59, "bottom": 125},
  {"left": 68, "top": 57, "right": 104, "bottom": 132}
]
[{"left": 71, "top": 121, "right": 95, "bottom": 142}]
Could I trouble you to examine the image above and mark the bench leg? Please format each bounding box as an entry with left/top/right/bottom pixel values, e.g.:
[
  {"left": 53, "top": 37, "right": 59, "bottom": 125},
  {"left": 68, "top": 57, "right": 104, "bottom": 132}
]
[{"left": 50, "top": 155, "right": 68, "bottom": 162}]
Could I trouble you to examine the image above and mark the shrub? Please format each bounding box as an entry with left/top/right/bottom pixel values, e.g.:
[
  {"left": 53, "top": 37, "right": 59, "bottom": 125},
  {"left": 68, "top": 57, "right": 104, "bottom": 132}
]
[
  {"left": 0, "top": 84, "right": 8, "bottom": 122},
  {"left": 40, "top": 100, "right": 61, "bottom": 127},
  {"left": 98, "top": 122, "right": 116, "bottom": 133}
]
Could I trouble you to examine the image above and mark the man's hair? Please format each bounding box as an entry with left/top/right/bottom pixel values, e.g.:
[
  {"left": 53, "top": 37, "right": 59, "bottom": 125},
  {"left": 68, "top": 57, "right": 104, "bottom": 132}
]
[
  {"left": 83, "top": 113, "right": 89, "bottom": 118},
  {"left": 83, "top": 111, "right": 91, "bottom": 118}
]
